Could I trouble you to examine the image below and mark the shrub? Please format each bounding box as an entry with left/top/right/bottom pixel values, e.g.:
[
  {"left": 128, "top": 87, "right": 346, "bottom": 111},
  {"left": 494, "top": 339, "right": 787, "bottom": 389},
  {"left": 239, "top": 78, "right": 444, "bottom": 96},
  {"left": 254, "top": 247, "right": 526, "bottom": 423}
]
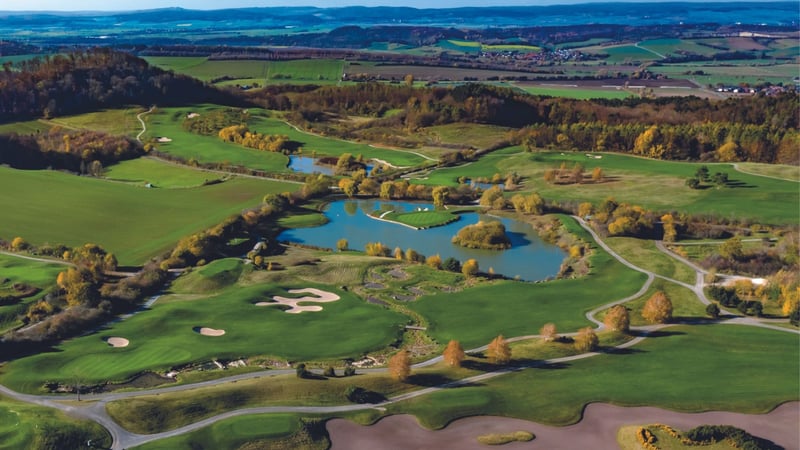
[
  {"left": 295, "top": 363, "right": 309, "bottom": 379},
  {"left": 323, "top": 366, "right": 336, "bottom": 377},
  {"left": 705, "top": 303, "right": 720, "bottom": 318},
  {"left": 343, "top": 365, "right": 356, "bottom": 377}
]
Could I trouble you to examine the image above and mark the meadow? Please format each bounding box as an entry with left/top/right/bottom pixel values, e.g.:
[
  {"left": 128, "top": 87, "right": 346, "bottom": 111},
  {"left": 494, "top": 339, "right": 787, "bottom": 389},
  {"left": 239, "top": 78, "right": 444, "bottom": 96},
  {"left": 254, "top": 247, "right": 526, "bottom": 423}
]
[
  {"left": 143, "top": 57, "right": 345, "bottom": 85},
  {"left": 0, "top": 260, "right": 407, "bottom": 392},
  {"left": 0, "top": 166, "right": 297, "bottom": 265},
  {"left": 0, "top": 253, "right": 65, "bottom": 332},
  {"left": 389, "top": 324, "right": 799, "bottom": 428},
  {"left": 104, "top": 157, "right": 221, "bottom": 188},
  {"left": 413, "top": 150, "right": 800, "bottom": 224}
]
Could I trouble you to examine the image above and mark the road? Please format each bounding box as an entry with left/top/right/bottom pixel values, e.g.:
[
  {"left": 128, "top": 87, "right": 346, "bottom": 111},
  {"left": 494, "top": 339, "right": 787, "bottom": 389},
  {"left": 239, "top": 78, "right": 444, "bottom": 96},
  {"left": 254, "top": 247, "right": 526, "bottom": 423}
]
[{"left": 0, "top": 217, "right": 795, "bottom": 449}]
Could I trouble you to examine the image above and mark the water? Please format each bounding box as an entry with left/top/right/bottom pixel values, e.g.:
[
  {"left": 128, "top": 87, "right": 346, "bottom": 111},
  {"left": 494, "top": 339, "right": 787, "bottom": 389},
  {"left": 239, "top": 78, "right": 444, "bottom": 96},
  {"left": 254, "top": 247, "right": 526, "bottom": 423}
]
[
  {"left": 279, "top": 200, "right": 565, "bottom": 281},
  {"left": 288, "top": 156, "right": 374, "bottom": 176}
]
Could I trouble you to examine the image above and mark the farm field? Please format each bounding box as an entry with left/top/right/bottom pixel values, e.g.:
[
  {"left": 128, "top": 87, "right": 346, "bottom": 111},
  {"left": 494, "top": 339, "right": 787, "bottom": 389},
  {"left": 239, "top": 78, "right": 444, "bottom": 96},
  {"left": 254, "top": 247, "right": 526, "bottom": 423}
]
[
  {"left": 514, "top": 83, "right": 634, "bottom": 100},
  {"left": 0, "top": 166, "right": 298, "bottom": 265},
  {"left": 143, "top": 57, "right": 345, "bottom": 85},
  {"left": 389, "top": 324, "right": 799, "bottom": 428},
  {"left": 412, "top": 150, "right": 800, "bottom": 224}
]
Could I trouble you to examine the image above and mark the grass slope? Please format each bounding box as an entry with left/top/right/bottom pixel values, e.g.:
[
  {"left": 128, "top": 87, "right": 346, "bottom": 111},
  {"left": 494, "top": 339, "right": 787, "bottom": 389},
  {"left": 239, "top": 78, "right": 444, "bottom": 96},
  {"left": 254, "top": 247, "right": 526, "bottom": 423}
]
[
  {"left": 390, "top": 324, "right": 799, "bottom": 428},
  {"left": 0, "top": 166, "right": 297, "bottom": 265},
  {"left": 0, "top": 253, "right": 64, "bottom": 331},
  {"left": 104, "top": 158, "right": 220, "bottom": 188}
]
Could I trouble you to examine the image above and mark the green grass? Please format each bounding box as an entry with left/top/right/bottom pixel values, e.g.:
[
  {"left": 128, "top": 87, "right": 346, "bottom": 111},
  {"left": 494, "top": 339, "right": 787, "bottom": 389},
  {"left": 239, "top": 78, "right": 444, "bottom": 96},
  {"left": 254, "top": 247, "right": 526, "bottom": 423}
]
[
  {"left": 0, "top": 166, "right": 298, "bottom": 265},
  {"left": 146, "top": 106, "right": 426, "bottom": 168},
  {"left": 482, "top": 44, "right": 541, "bottom": 52},
  {"left": 134, "top": 413, "right": 304, "bottom": 450},
  {"left": 142, "top": 56, "right": 209, "bottom": 72},
  {"left": 44, "top": 108, "right": 142, "bottom": 137},
  {"left": 586, "top": 45, "right": 662, "bottom": 62},
  {"left": 379, "top": 210, "right": 459, "bottom": 229},
  {"left": 735, "top": 163, "right": 800, "bottom": 182},
  {"left": 409, "top": 215, "right": 649, "bottom": 348},
  {"left": 604, "top": 237, "right": 696, "bottom": 285},
  {"left": 0, "top": 282, "right": 406, "bottom": 393},
  {"left": 0, "top": 119, "right": 50, "bottom": 135},
  {"left": 415, "top": 151, "right": 799, "bottom": 224},
  {"left": 517, "top": 85, "right": 634, "bottom": 100},
  {"left": 145, "top": 58, "right": 344, "bottom": 85},
  {"left": 0, "top": 253, "right": 64, "bottom": 332},
  {"left": 639, "top": 39, "right": 720, "bottom": 57},
  {"left": 423, "top": 123, "right": 512, "bottom": 149},
  {"left": 0, "top": 395, "right": 110, "bottom": 450},
  {"left": 104, "top": 158, "right": 220, "bottom": 188},
  {"left": 389, "top": 324, "right": 800, "bottom": 428},
  {"left": 169, "top": 258, "right": 246, "bottom": 294}
]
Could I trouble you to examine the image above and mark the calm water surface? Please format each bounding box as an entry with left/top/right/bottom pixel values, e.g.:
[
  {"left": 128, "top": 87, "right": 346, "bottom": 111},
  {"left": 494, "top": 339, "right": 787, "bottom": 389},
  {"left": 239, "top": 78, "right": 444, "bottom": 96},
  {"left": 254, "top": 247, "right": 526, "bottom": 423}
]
[{"left": 279, "top": 200, "right": 565, "bottom": 281}]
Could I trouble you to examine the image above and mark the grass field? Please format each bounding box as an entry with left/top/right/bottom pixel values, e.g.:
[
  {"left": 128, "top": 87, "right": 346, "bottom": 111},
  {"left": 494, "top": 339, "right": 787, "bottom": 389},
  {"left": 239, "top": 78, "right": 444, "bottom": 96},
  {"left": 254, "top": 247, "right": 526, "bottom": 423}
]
[
  {"left": 143, "top": 57, "right": 344, "bottom": 85},
  {"left": 0, "top": 119, "right": 50, "bottom": 135},
  {"left": 104, "top": 158, "right": 221, "bottom": 188},
  {"left": 423, "top": 123, "right": 512, "bottom": 149},
  {"left": 735, "top": 162, "right": 800, "bottom": 182},
  {"left": 0, "top": 395, "right": 110, "bottom": 450},
  {"left": 145, "top": 106, "right": 427, "bottom": 168},
  {"left": 0, "top": 278, "right": 406, "bottom": 392},
  {"left": 515, "top": 84, "right": 634, "bottom": 100},
  {"left": 413, "top": 151, "right": 799, "bottom": 224},
  {"left": 44, "top": 108, "right": 142, "bottom": 137},
  {"left": 0, "top": 166, "right": 298, "bottom": 265},
  {"left": 583, "top": 44, "right": 662, "bottom": 63},
  {"left": 389, "top": 324, "right": 799, "bottom": 428},
  {"left": 135, "top": 413, "right": 306, "bottom": 450},
  {"left": 604, "top": 237, "right": 696, "bottom": 285},
  {"left": 0, "top": 253, "right": 64, "bottom": 332},
  {"left": 379, "top": 210, "right": 459, "bottom": 229},
  {"left": 409, "top": 215, "right": 649, "bottom": 348}
]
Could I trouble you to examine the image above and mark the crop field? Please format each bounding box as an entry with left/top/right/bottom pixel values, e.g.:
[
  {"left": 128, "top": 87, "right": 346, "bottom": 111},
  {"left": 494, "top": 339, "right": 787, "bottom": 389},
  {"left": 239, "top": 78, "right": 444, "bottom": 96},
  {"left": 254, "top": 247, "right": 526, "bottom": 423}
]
[
  {"left": 413, "top": 150, "right": 799, "bottom": 224},
  {"left": 345, "top": 63, "right": 553, "bottom": 82},
  {"left": 389, "top": 324, "right": 799, "bottom": 428},
  {"left": 0, "top": 166, "right": 298, "bottom": 265},
  {"left": 145, "top": 106, "right": 426, "bottom": 168},
  {"left": 411, "top": 215, "right": 648, "bottom": 348},
  {"left": 0, "top": 254, "right": 64, "bottom": 331},
  {"left": 0, "top": 395, "right": 111, "bottom": 449},
  {"left": 514, "top": 84, "right": 634, "bottom": 100},
  {"left": 582, "top": 44, "right": 662, "bottom": 62},
  {"left": 638, "top": 38, "right": 720, "bottom": 57},
  {"left": 0, "top": 270, "right": 406, "bottom": 392},
  {"left": 104, "top": 157, "right": 221, "bottom": 188},
  {"left": 649, "top": 62, "right": 799, "bottom": 86}
]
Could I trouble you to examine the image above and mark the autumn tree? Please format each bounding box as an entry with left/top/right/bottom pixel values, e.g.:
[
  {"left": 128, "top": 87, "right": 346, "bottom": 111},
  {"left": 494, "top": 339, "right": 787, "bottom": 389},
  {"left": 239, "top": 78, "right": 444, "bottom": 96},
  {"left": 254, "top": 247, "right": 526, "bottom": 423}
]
[
  {"left": 426, "top": 254, "right": 442, "bottom": 269},
  {"left": 661, "top": 213, "right": 677, "bottom": 242},
  {"left": 380, "top": 181, "right": 395, "bottom": 200},
  {"left": 432, "top": 186, "right": 449, "bottom": 208},
  {"left": 540, "top": 322, "right": 558, "bottom": 342},
  {"left": 336, "top": 238, "right": 349, "bottom": 252},
  {"left": 479, "top": 185, "right": 506, "bottom": 209},
  {"left": 719, "top": 236, "right": 743, "bottom": 260},
  {"left": 510, "top": 192, "right": 544, "bottom": 215},
  {"left": 591, "top": 166, "right": 604, "bottom": 182},
  {"left": 443, "top": 340, "right": 466, "bottom": 367},
  {"left": 338, "top": 178, "right": 356, "bottom": 198},
  {"left": 578, "top": 202, "right": 593, "bottom": 218},
  {"left": 388, "top": 349, "right": 411, "bottom": 382},
  {"left": 642, "top": 291, "right": 673, "bottom": 324},
  {"left": 573, "top": 327, "right": 599, "bottom": 352},
  {"left": 604, "top": 305, "right": 630, "bottom": 332},
  {"left": 10, "top": 236, "right": 28, "bottom": 251},
  {"left": 486, "top": 335, "right": 511, "bottom": 364},
  {"left": 462, "top": 258, "right": 479, "bottom": 278}
]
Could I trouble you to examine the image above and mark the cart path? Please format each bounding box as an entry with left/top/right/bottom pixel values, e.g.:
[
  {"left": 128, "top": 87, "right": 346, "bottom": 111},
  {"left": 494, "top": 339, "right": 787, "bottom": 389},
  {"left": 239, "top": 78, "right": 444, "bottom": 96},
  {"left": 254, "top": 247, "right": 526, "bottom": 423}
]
[
  {"left": 135, "top": 106, "right": 154, "bottom": 142},
  {"left": 0, "top": 217, "right": 795, "bottom": 449}
]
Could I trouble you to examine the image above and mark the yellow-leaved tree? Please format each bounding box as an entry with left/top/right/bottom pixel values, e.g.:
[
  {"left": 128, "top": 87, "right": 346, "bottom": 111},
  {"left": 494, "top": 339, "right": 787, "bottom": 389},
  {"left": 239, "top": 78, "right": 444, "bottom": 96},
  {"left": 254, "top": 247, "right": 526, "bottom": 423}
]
[
  {"left": 486, "top": 335, "right": 511, "bottom": 365},
  {"left": 388, "top": 350, "right": 411, "bottom": 382},
  {"left": 642, "top": 291, "right": 673, "bottom": 324},
  {"left": 443, "top": 340, "right": 466, "bottom": 367}
]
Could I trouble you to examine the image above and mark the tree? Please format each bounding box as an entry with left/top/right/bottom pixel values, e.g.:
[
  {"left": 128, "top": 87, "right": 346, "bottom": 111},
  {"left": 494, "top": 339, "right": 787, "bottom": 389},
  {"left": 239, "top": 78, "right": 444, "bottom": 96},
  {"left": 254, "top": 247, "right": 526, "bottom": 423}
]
[
  {"left": 388, "top": 350, "right": 411, "bottom": 382},
  {"left": 578, "top": 202, "right": 593, "bottom": 218},
  {"left": 661, "top": 213, "right": 677, "bottom": 242},
  {"left": 432, "top": 186, "right": 449, "bottom": 208},
  {"left": 10, "top": 236, "right": 28, "bottom": 251},
  {"left": 706, "top": 303, "right": 720, "bottom": 318},
  {"left": 479, "top": 185, "right": 506, "bottom": 209},
  {"left": 443, "top": 340, "right": 466, "bottom": 367},
  {"left": 338, "top": 178, "right": 356, "bottom": 198},
  {"left": 591, "top": 166, "right": 604, "bottom": 182},
  {"left": 296, "top": 363, "right": 309, "bottom": 378},
  {"left": 442, "top": 257, "right": 461, "bottom": 273},
  {"left": 486, "top": 335, "right": 511, "bottom": 364},
  {"left": 719, "top": 236, "right": 743, "bottom": 260},
  {"left": 403, "top": 74, "right": 414, "bottom": 87},
  {"left": 574, "top": 327, "right": 599, "bottom": 352},
  {"left": 426, "top": 254, "right": 442, "bottom": 269},
  {"left": 604, "top": 305, "right": 630, "bottom": 332},
  {"left": 642, "top": 291, "right": 673, "bottom": 324},
  {"left": 336, "top": 238, "right": 349, "bottom": 252},
  {"left": 380, "top": 181, "right": 395, "bottom": 200},
  {"left": 462, "top": 258, "right": 479, "bottom": 278},
  {"left": 540, "top": 322, "right": 558, "bottom": 342}
]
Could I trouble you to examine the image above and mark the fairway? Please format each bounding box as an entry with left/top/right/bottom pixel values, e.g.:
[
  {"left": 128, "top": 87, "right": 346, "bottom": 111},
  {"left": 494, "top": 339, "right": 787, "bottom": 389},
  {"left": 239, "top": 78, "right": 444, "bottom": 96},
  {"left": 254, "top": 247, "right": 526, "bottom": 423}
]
[
  {"left": 380, "top": 210, "right": 459, "bottom": 229},
  {"left": 414, "top": 151, "right": 800, "bottom": 224},
  {"left": 0, "top": 166, "right": 298, "bottom": 265},
  {"left": 104, "top": 158, "right": 220, "bottom": 188},
  {"left": 390, "top": 324, "right": 800, "bottom": 428},
  {"left": 0, "top": 282, "right": 406, "bottom": 392}
]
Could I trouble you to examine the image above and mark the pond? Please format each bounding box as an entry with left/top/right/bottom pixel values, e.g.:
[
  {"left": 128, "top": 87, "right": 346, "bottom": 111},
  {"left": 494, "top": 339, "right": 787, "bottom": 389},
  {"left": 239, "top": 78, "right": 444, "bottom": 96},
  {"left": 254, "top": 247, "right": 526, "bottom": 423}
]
[
  {"left": 288, "top": 156, "right": 373, "bottom": 176},
  {"left": 279, "top": 200, "right": 566, "bottom": 281}
]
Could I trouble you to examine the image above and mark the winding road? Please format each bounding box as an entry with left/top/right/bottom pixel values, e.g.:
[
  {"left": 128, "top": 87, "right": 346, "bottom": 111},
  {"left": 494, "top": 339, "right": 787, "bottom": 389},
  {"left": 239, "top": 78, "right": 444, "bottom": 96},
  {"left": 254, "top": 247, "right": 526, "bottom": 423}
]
[{"left": 0, "top": 217, "right": 796, "bottom": 449}]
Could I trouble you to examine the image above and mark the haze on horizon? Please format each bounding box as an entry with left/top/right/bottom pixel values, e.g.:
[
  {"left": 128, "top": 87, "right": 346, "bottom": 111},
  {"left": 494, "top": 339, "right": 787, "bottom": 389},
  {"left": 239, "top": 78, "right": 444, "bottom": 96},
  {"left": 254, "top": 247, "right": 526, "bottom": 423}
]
[{"left": 0, "top": 0, "right": 776, "bottom": 12}]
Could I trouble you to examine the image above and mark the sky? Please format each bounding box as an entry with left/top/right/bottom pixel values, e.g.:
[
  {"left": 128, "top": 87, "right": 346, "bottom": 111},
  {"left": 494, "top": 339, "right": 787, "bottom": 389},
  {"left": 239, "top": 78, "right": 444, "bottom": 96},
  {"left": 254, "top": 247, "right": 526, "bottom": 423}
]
[{"left": 0, "top": 0, "right": 753, "bottom": 12}]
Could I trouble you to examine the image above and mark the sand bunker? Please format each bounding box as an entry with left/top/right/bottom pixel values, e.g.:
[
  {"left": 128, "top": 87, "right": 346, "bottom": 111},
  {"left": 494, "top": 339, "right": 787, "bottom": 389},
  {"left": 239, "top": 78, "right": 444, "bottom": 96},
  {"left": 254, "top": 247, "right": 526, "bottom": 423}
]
[
  {"left": 256, "top": 287, "right": 341, "bottom": 314},
  {"left": 157, "top": 137, "right": 172, "bottom": 143},
  {"left": 195, "top": 327, "right": 226, "bottom": 336},
  {"left": 187, "top": 112, "right": 200, "bottom": 119},
  {"left": 106, "top": 337, "right": 129, "bottom": 348}
]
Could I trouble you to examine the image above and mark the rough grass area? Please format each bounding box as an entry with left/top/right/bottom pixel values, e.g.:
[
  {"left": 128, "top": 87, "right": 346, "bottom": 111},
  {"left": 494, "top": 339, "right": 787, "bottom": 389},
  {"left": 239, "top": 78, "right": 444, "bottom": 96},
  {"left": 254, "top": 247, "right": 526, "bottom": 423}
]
[
  {"left": 389, "top": 324, "right": 799, "bottom": 428},
  {"left": 43, "top": 108, "right": 142, "bottom": 137},
  {"left": 477, "top": 430, "right": 535, "bottom": 445},
  {"left": 104, "top": 157, "right": 221, "bottom": 188},
  {"left": 0, "top": 395, "right": 111, "bottom": 450},
  {"left": 0, "top": 166, "right": 298, "bottom": 265},
  {"left": 0, "top": 253, "right": 64, "bottom": 332},
  {"left": 605, "top": 237, "right": 696, "bottom": 285},
  {"left": 617, "top": 425, "right": 743, "bottom": 450}
]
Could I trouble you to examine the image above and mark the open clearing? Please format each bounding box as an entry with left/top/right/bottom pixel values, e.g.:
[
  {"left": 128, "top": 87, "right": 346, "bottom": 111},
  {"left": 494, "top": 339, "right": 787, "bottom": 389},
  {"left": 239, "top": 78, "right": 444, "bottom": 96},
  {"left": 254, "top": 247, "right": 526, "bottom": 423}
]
[{"left": 0, "top": 166, "right": 298, "bottom": 265}]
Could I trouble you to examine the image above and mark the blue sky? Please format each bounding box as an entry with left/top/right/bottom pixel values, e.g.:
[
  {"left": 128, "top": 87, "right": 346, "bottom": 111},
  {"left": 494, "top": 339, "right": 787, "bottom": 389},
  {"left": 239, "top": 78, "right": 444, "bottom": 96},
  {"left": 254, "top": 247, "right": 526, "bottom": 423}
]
[{"left": 0, "top": 0, "right": 746, "bottom": 12}]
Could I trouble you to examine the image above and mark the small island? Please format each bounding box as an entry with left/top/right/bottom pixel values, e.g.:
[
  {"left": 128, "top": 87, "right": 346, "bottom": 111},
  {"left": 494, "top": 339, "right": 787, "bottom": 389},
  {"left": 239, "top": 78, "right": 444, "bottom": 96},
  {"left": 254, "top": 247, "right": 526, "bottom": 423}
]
[
  {"left": 451, "top": 220, "right": 512, "bottom": 250},
  {"left": 370, "top": 209, "right": 459, "bottom": 229}
]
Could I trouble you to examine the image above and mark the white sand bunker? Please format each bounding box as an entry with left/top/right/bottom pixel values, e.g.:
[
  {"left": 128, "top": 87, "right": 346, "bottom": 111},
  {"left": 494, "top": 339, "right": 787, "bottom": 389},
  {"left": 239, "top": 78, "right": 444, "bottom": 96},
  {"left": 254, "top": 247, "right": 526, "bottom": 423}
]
[
  {"left": 194, "top": 327, "right": 226, "bottom": 336},
  {"left": 256, "top": 288, "right": 341, "bottom": 314},
  {"left": 106, "top": 337, "right": 130, "bottom": 348},
  {"left": 157, "top": 137, "right": 172, "bottom": 143}
]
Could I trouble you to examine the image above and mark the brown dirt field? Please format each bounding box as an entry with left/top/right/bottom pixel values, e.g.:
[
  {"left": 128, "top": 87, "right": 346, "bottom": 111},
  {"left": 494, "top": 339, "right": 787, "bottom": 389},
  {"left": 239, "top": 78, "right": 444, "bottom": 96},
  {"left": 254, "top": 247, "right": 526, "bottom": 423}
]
[
  {"left": 327, "top": 402, "right": 800, "bottom": 450},
  {"left": 726, "top": 37, "right": 768, "bottom": 51}
]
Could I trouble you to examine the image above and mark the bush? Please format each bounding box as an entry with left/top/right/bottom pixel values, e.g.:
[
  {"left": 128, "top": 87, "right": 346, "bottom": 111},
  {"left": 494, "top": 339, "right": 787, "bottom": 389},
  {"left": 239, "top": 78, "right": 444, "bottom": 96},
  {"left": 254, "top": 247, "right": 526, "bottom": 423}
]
[
  {"left": 344, "top": 386, "right": 386, "bottom": 404},
  {"left": 323, "top": 366, "right": 336, "bottom": 377},
  {"left": 343, "top": 365, "right": 356, "bottom": 377},
  {"left": 705, "top": 303, "right": 720, "bottom": 318},
  {"left": 295, "top": 363, "right": 309, "bottom": 379}
]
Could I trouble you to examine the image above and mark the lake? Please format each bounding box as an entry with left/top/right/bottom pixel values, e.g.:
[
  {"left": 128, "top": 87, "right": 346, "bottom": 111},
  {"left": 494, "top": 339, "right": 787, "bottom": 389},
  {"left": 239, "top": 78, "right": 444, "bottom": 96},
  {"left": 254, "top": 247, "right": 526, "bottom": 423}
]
[
  {"left": 279, "top": 200, "right": 566, "bottom": 281},
  {"left": 288, "top": 156, "right": 373, "bottom": 176}
]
